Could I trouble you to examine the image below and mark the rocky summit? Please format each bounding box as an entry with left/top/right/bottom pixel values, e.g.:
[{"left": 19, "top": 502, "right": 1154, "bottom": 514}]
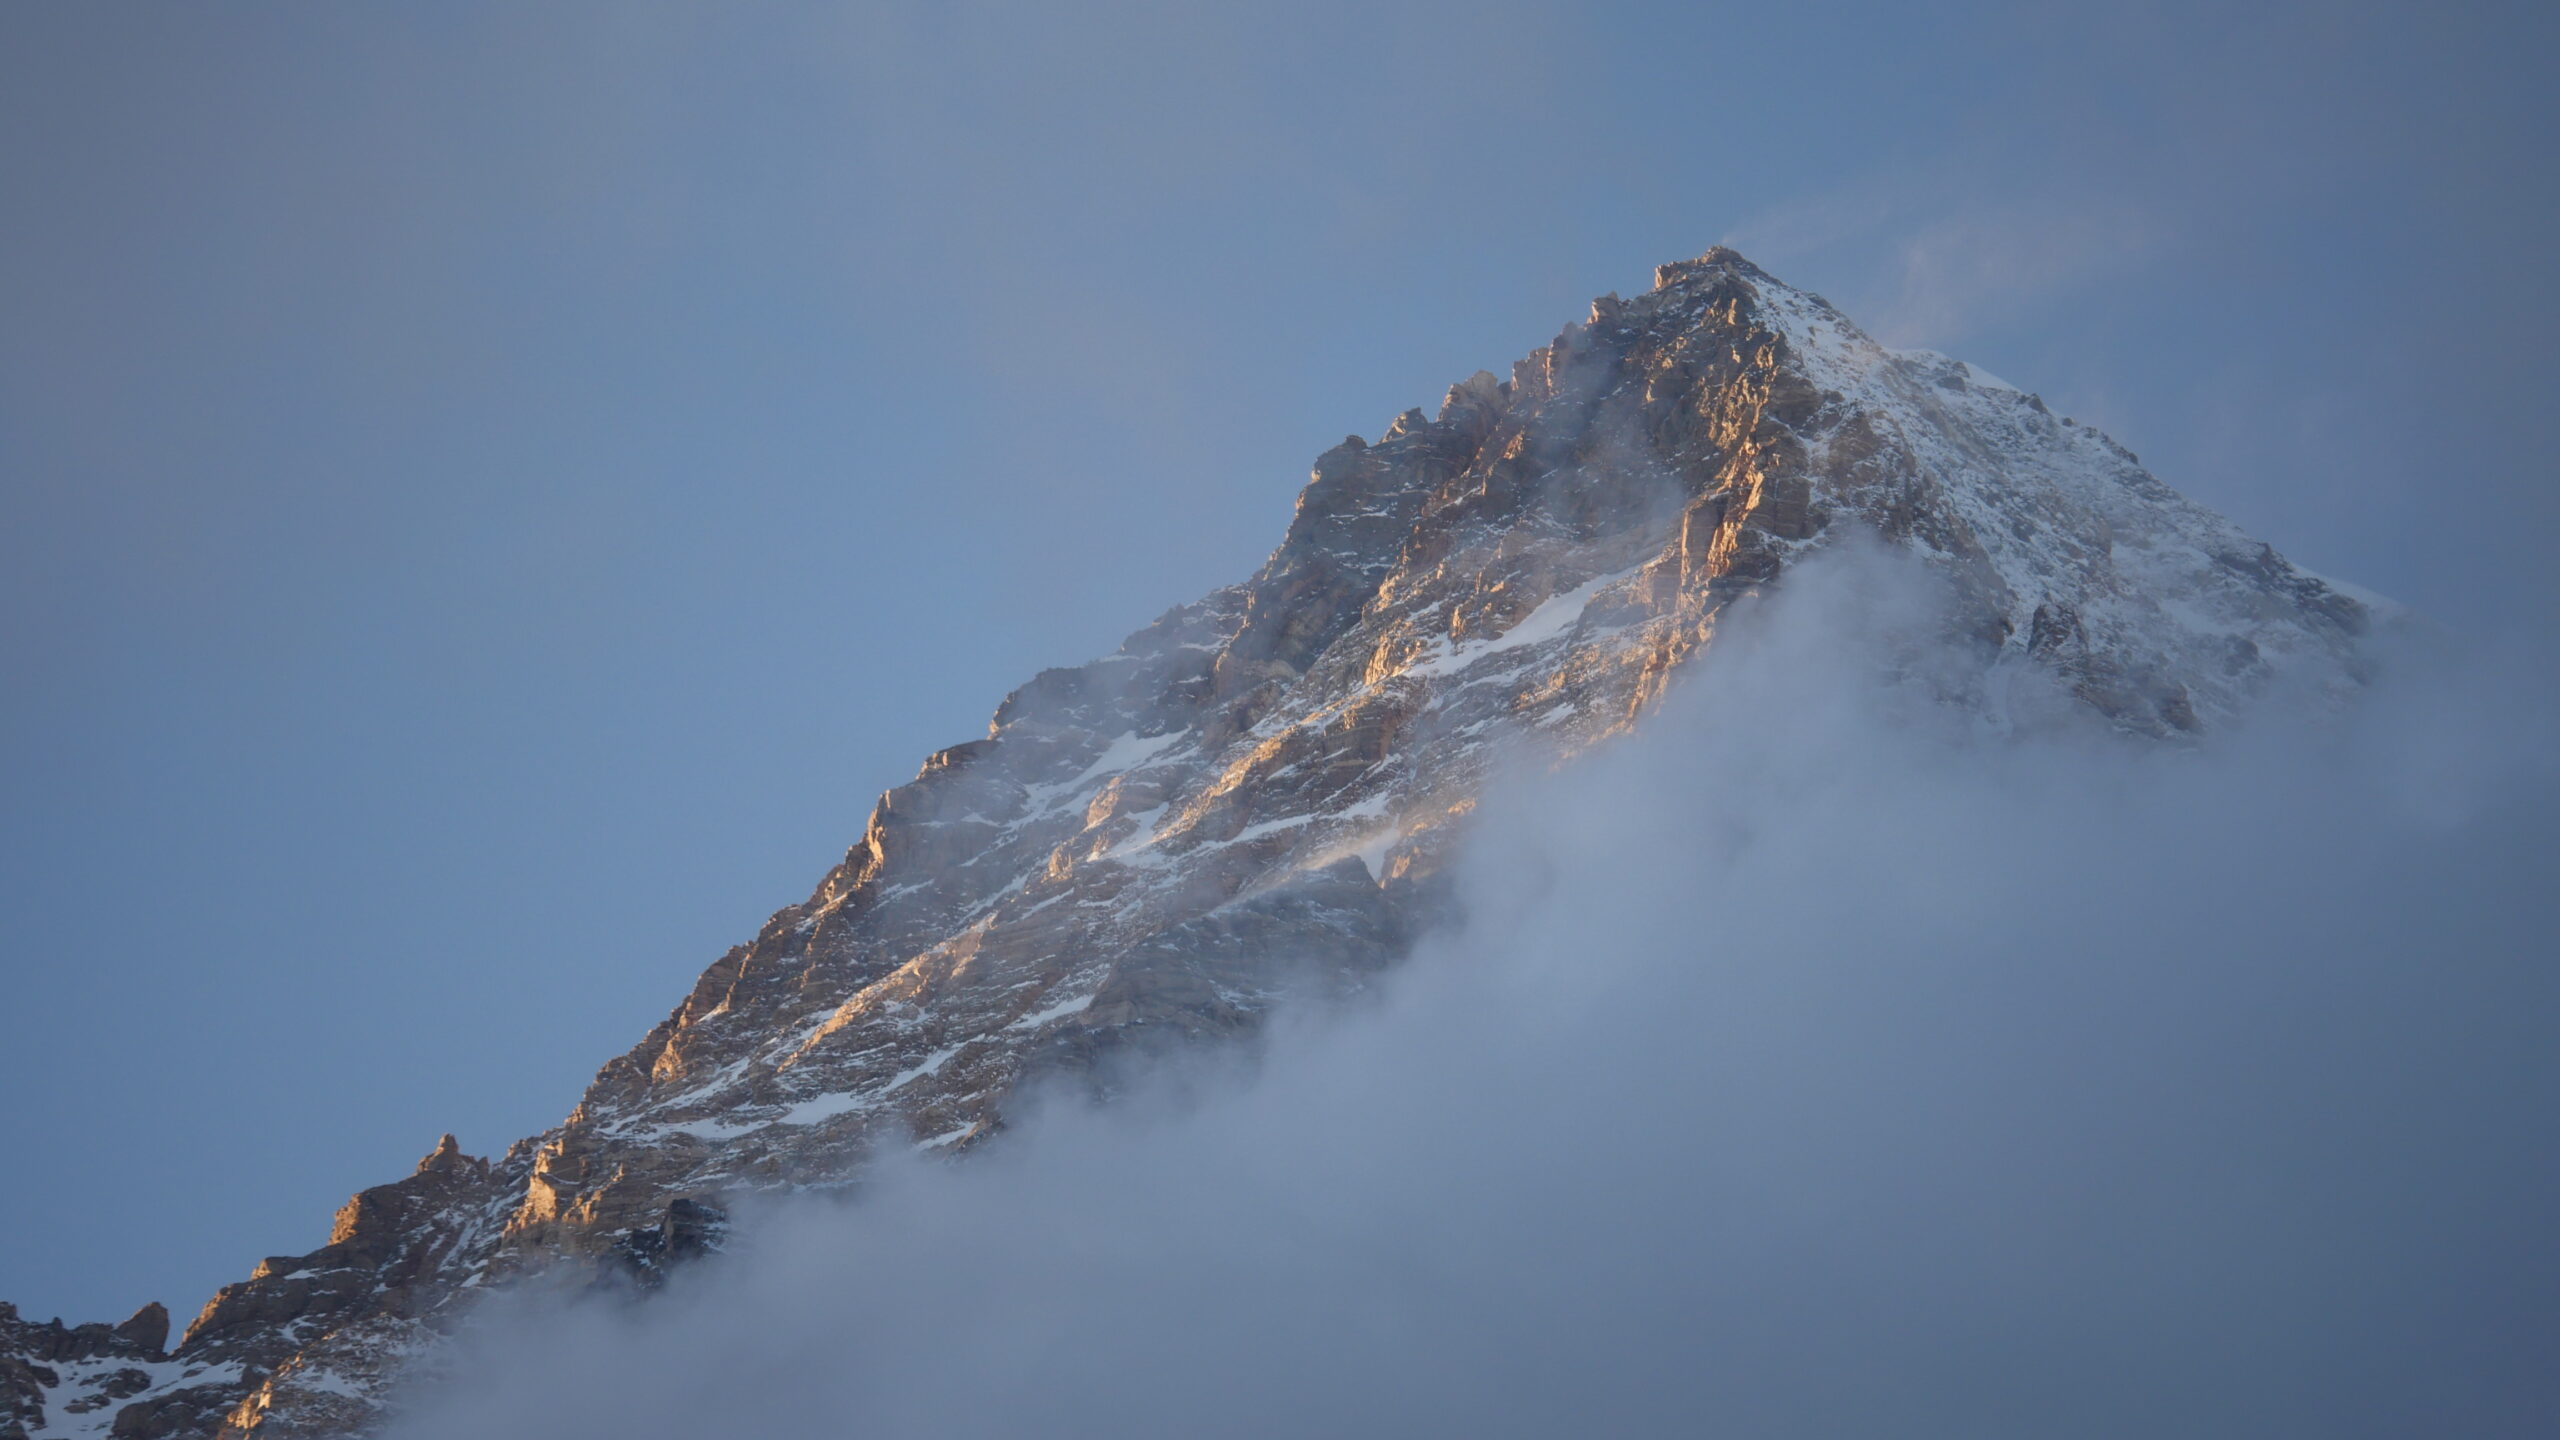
[{"left": 0, "top": 249, "right": 2378, "bottom": 1439}]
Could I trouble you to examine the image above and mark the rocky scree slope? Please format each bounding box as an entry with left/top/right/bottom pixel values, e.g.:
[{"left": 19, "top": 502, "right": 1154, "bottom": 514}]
[{"left": 0, "top": 249, "right": 2378, "bottom": 1439}]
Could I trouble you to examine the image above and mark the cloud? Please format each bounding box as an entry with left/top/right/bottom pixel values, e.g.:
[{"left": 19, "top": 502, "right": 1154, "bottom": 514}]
[
  {"left": 389, "top": 548, "right": 2560, "bottom": 1439},
  {"left": 1726, "top": 167, "right": 2166, "bottom": 348}
]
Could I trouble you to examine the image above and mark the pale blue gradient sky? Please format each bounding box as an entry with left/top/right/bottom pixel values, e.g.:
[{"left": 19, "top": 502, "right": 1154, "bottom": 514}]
[{"left": 3, "top": 0, "right": 2553, "bottom": 1324}]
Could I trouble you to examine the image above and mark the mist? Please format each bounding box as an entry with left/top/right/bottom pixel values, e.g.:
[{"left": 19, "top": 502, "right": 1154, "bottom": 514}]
[{"left": 389, "top": 550, "right": 2560, "bottom": 1438}]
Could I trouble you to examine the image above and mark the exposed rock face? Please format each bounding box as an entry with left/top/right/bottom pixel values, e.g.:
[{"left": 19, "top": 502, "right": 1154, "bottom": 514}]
[
  {"left": 2, "top": 1301, "right": 175, "bottom": 1440},
  {"left": 2, "top": 1138, "right": 515, "bottom": 1439},
  {"left": 0, "top": 249, "right": 2377, "bottom": 1437},
  {"left": 601, "top": 1199, "right": 730, "bottom": 1293}
]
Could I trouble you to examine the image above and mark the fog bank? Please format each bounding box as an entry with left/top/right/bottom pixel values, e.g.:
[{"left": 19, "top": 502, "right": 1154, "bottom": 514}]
[{"left": 395, "top": 554, "right": 2560, "bottom": 1438}]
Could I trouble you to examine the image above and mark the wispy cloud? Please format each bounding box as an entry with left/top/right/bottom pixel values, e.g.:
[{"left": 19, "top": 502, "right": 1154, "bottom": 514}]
[
  {"left": 388, "top": 548, "right": 2560, "bottom": 1439},
  {"left": 1727, "top": 167, "right": 2166, "bottom": 347}
]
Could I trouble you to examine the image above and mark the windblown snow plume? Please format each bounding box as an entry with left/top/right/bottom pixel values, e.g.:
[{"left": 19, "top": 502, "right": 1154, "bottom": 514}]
[{"left": 387, "top": 549, "right": 2560, "bottom": 1440}]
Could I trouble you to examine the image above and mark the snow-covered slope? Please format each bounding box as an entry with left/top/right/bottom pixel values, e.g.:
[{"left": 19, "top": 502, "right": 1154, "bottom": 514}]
[{"left": 0, "top": 249, "right": 2376, "bottom": 1439}]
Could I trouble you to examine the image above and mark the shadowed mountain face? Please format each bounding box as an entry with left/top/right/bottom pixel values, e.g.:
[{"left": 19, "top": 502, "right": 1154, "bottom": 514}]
[{"left": 0, "top": 250, "right": 2373, "bottom": 1439}]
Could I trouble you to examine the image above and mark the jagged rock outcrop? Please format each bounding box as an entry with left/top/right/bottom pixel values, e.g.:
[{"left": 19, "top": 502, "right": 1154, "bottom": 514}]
[
  {"left": 2, "top": 248, "right": 2379, "bottom": 1437},
  {"left": 601, "top": 1199, "right": 730, "bottom": 1293},
  {"left": 3, "top": 1138, "right": 513, "bottom": 1439},
  {"left": 2, "top": 1301, "right": 171, "bottom": 1440}
]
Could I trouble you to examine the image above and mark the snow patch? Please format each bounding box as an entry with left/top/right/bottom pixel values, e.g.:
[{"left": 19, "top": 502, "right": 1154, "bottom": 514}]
[
  {"left": 771, "top": 1088, "right": 876, "bottom": 1128},
  {"left": 1069, "top": 730, "right": 1187, "bottom": 788},
  {"left": 1005, "top": 991, "right": 1097, "bottom": 1031},
  {"left": 1402, "top": 569, "right": 1634, "bottom": 679},
  {"left": 884, "top": 1044, "right": 967, "bottom": 1094}
]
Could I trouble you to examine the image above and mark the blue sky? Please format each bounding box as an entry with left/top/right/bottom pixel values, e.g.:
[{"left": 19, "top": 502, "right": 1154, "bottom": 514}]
[{"left": 4, "top": 0, "right": 2553, "bottom": 1324}]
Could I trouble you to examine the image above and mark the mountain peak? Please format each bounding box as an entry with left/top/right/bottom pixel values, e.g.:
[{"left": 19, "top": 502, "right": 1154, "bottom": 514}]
[
  {"left": 1653, "top": 243, "right": 1767, "bottom": 291},
  {"left": 0, "top": 250, "right": 2379, "bottom": 1438},
  {"left": 416, "top": 1133, "right": 466, "bottom": 1174}
]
